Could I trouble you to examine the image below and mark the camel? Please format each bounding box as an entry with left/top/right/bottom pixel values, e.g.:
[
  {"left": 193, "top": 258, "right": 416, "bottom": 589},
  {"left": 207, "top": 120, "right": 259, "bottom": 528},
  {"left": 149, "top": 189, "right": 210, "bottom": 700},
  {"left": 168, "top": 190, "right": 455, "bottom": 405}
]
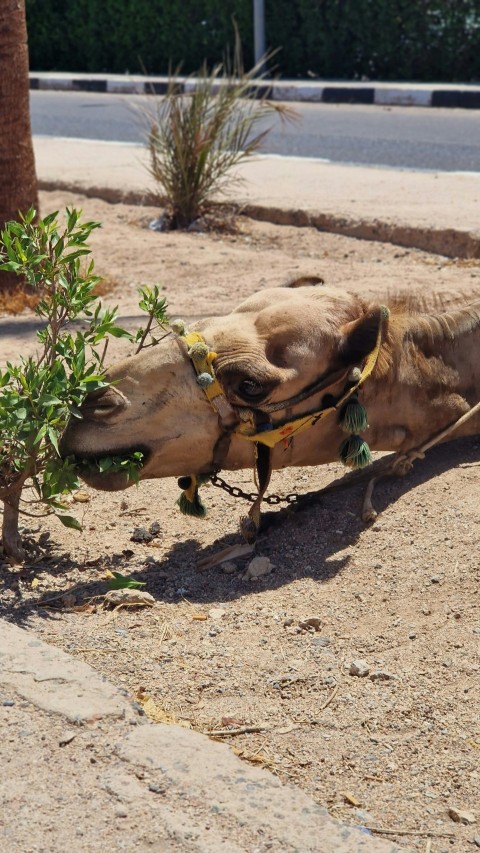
[{"left": 60, "top": 279, "right": 480, "bottom": 543}]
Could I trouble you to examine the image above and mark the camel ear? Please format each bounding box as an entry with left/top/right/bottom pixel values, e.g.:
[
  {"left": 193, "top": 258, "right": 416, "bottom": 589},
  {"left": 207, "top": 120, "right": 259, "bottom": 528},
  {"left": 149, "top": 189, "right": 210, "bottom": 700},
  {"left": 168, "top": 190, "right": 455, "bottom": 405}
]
[
  {"left": 284, "top": 275, "right": 325, "bottom": 288},
  {"left": 338, "top": 307, "right": 383, "bottom": 366}
]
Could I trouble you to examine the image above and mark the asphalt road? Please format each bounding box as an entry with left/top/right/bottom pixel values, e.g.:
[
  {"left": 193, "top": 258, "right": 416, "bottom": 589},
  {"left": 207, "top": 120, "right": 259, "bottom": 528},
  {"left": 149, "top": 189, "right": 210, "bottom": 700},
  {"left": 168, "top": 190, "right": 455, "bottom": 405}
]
[{"left": 30, "top": 89, "right": 480, "bottom": 172}]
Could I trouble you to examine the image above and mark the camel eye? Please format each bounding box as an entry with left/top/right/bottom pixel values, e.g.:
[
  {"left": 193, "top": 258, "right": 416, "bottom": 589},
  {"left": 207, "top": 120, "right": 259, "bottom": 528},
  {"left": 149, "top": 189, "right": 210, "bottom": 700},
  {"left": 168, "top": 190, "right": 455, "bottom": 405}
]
[{"left": 237, "top": 378, "right": 265, "bottom": 400}]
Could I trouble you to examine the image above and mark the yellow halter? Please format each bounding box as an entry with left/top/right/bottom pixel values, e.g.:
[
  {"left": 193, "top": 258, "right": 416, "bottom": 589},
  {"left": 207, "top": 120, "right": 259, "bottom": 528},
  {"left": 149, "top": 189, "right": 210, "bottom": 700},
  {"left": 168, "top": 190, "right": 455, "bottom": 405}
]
[{"left": 173, "top": 308, "right": 389, "bottom": 537}]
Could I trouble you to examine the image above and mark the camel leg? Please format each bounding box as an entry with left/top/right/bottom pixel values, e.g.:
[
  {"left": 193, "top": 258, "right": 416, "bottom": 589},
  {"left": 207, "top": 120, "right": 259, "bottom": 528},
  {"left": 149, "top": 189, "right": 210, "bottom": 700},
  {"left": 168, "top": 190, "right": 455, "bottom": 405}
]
[
  {"left": 361, "top": 449, "right": 427, "bottom": 524},
  {"left": 362, "top": 476, "right": 379, "bottom": 523}
]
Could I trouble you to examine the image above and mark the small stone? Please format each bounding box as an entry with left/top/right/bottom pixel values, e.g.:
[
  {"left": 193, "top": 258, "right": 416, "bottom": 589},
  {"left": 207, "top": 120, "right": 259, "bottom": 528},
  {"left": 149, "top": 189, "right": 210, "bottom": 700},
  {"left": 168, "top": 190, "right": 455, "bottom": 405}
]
[
  {"left": 473, "top": 835, "right": 480, "bottom": 847},
  {"left": 353, "top": 808, "right": 375, "bottom": 824},
  {"left": 349, "top": 659, "right": 370, "bottom": 677},
  {"left": 243, "top": 556, "right": 273, "bottom": 580},
  {"left": 298, "top": 617, "right": 322, "bottom": 632},
  {"left": 131, "top": 527, "right": 153, "bottom": 543},
  {"left": 448, "top": 807, "right": 476, "bottom": 825},
  {"left": 430, "top": 575, "right": 442, "bottom": 584},
  {"left": 283, "top": 617, "right": 294, "bottom": 627},
  {"left": 222, "top": 562, "right": 237, "bottom": 574},
  {"left": 408, "top": 631, "right": 417, "bottom": 639},
  {"left": 369, "top": 670, "right": 395, "bottom": 682},
  {"left": 59, "top": 730, "right": 76, "bottom": 747},
  {"left": 103, "top": 589, "right": 155, "bottom": 608},
  {"left": 148, "top": 784, "right": 165, "bottom": 794},
  {"left": 2, "top": 699, "right": 15, "bottom": 707},
  {"left": 312, "top": 636, "right": 331, "bottom": 648},
  {"left": 208, "top": 607, "right": 226, "bottom": 620},
  {"left": 148, "top": 521, "right": 161, "bottom": 537},
  {"left": 73, "top": 490, "right": 90, "bottom": 503}
]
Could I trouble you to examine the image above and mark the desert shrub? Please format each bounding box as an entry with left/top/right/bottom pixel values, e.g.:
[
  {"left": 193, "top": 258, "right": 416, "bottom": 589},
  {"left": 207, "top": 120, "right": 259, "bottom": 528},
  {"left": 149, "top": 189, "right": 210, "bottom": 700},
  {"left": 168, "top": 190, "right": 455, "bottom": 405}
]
[
  {"left": 0, "top": 208, "right": 168, "bottom": 563},
  {"left": 146, "top": 47, "right": 294, "bottom": 229}
]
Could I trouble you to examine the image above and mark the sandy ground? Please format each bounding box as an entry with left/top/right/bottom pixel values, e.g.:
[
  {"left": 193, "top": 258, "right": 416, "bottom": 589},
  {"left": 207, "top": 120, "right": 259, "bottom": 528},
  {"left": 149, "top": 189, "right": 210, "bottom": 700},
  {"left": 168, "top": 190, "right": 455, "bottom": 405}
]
[{"left": 1, "top": 189, "right": 479, "bottom": 852}]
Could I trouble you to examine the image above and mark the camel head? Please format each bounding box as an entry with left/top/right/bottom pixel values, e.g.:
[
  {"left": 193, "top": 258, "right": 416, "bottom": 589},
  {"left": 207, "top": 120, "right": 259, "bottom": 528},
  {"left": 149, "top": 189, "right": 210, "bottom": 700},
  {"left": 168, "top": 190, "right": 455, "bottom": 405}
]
[{"left": 60, "top": 282, "right": 389, "bottom": 494}]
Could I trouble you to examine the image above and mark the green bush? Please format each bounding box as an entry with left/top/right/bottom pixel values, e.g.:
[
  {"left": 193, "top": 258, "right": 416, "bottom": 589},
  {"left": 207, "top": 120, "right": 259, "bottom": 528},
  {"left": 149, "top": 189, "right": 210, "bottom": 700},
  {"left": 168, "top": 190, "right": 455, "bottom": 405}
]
[
  {"left": 26, "top": 0, "right": 480, "bottom": 82},
  {"left": 0, "top": 208, "right": 168, "bottom": 563}
]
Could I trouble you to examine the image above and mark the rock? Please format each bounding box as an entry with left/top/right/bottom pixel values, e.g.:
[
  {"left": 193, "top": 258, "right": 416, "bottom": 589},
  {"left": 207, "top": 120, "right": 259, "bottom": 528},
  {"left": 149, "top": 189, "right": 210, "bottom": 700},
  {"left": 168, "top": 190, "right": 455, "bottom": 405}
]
[
  {"left": 130, "top": 527, "right": 153, "bottom": 543},
  {"left": 473, "top": 835, "right": 480, "bottom": 847},
  {"left": 59, "top": 729, "right": 77, "bottom": 747},
  {"left": 208, "top": 607, "right": 226, "bottom": 620},
  {"left": 352, "top": 808, "right": 375, "bottom": 824},
  {"left": 298, "top": 617, "right": 322, "bottom": 632},
  {"left": 243, "top": 556, "right": 273, "bottom": 580},
  {"left": 430, "top": 575, "right": 442, "bottom": 584},
  {"left": 312, "top": 636, "right": 331, "bottom": 648},
  {"left": 369, "top": 670, "right": 395, "bottom": 682},
  {"left": 448, "top": 807, "right": 476, "bottom": 825},
  {"left": 102, "top": 589, "right": 155, "bottom": 608},
  {"left": 408, "top": 631, "right": 417, "bottom": 639},
  {"left": 283, "top": 617, "right": 294, "bottom": 627},
  {"left": 148, "top": 521, "right": 161, "bottom": 537},
  {"left": 221, "top": 561, "right": 237, "bottom": 574},
  {"left": 349, "top": 659, "right": 370, "bottom": 677}
]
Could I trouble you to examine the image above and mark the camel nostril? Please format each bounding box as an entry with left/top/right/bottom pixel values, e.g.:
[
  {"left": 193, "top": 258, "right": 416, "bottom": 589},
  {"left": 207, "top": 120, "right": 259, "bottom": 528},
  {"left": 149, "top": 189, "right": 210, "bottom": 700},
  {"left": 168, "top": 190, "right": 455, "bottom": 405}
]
[{"left": 80, "top": 387, "right": 128, "bottom": 421}]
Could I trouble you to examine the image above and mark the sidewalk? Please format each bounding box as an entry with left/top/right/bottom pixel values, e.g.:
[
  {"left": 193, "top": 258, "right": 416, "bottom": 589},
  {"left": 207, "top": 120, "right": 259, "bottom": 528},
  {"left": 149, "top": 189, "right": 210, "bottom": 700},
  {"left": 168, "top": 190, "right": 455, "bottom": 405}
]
[
  {"left": 34, "top": 136, "right": 480, "bottom": 259},
  {"left": 0, "top": 619, "right": 410, "bottom": 853},
  {"left": 30, "top": 71, "right": 480, "bottom": 109}
]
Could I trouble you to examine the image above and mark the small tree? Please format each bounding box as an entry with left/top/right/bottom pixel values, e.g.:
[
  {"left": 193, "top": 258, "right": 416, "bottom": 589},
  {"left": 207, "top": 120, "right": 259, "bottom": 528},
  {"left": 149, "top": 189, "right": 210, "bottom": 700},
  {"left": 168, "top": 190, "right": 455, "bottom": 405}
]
[
  {"left": 0, "top": 208, "right": 168, "bottom": 563},
  {"left": 147, "top": 46, "right": 296, "bottom": 229}
]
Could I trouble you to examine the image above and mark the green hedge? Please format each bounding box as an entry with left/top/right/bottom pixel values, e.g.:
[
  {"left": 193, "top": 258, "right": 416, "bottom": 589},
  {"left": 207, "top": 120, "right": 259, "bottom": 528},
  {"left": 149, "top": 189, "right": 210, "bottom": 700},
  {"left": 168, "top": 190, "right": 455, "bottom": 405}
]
[{"left": 26, "top": 0, "right": 480, "bottom": 82}]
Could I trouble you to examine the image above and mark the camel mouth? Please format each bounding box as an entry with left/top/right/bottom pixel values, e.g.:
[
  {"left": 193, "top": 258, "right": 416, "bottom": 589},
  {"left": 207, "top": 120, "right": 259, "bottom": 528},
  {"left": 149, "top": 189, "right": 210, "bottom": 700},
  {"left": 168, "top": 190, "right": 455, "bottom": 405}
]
[{"left": 72, "top": 447, "right": 149, "bottom": 492}]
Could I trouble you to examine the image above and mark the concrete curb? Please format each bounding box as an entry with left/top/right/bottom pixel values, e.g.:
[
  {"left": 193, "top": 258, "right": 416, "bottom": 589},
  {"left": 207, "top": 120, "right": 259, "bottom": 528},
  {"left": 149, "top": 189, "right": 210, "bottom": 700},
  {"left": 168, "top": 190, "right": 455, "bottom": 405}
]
[
  {"left": 33, "top": 136, "right": 480, "bottom": 261},
  {"left": 0, "top": 618, "right": 410, "bottom": 852},
  {"left": 30, "top": 72, "right": 480, "bottom": 109}
]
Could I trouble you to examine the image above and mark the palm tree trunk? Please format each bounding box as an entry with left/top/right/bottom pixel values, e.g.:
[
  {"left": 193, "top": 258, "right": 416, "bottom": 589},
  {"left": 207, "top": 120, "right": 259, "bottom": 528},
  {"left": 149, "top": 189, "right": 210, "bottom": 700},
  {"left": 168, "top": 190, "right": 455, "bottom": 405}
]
[{"left": 0, "top": 0, "right": 38, "bottom": 292}]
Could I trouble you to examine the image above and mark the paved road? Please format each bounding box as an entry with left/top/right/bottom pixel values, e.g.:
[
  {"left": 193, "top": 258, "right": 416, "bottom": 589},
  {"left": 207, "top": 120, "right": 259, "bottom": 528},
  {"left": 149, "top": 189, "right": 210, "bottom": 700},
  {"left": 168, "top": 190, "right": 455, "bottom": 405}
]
[{"left": 31, "top": 90, "right": 480, "bottom": 172}]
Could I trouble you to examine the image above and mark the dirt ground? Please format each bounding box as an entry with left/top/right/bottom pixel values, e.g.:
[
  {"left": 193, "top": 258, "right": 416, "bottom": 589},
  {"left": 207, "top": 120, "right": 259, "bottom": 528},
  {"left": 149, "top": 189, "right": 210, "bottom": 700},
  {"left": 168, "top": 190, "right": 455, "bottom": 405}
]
[{"left": 1, "top": 189, "right": 479, "bottom": 852}]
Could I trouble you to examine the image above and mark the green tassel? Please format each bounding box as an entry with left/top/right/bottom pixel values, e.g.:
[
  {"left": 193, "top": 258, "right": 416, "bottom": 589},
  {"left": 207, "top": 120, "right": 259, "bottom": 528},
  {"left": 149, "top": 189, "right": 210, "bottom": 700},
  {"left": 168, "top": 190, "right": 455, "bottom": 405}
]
[
  {"left": 339, "top": 435, "right": 372, "bottom": 469},
  {"left": 176, "top": 475, "right": 208, "bottom": 518},
  {"left": 177, "top": 489, "right": 207, "bottom": 517},
  {"left": 340, "top": 397, "right": 369, "bottom": 434}
]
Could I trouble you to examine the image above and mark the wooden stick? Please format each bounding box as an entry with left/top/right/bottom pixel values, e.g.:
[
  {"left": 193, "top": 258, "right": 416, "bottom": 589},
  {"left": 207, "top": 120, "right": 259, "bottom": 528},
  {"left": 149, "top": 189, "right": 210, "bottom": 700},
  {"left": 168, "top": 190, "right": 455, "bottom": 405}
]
[
  {"left": 319, "top": 684, "right": 339, "bottom": 711},
  {"left": 205, "top": 724, "right": 268, "bottom": 737},
  {"left": 369, "top": 827, "right": 455, "bottom": 839}
]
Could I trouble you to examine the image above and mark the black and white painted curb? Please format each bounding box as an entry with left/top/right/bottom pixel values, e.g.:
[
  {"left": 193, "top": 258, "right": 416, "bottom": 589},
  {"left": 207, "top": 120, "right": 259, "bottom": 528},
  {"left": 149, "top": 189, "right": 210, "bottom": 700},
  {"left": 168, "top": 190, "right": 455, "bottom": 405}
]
[{"left": 30, "top": 72, "right": 480, "bottom": 109}]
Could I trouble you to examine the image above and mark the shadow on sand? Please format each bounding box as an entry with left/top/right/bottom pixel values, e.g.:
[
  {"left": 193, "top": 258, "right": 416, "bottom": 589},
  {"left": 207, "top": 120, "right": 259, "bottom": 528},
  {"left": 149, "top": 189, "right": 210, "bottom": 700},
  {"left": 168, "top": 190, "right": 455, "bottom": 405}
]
[{"left": 1, "top": 435, "right": 479, "bottom": 628}]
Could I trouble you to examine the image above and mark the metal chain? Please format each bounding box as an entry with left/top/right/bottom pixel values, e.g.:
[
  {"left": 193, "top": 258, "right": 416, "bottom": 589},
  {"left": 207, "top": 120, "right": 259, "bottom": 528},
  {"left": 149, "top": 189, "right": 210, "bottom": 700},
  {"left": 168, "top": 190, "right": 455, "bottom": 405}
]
[{"left": 209, "top": 474, "right": 301, "bottom": 506}]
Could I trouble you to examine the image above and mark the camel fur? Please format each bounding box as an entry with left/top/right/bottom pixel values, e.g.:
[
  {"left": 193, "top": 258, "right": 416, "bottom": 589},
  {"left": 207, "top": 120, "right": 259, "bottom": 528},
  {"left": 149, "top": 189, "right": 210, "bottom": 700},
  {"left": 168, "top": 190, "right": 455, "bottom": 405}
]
[{"left": 60, "top": 281, "right": 480, "bottom": 523}]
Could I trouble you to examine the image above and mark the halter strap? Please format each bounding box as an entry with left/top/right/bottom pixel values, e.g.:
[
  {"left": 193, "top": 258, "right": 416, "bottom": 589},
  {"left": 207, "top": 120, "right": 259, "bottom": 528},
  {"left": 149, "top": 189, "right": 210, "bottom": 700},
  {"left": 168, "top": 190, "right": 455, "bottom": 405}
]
[{"left": 174, "top": 306, "right": 389, "bottom": 538}]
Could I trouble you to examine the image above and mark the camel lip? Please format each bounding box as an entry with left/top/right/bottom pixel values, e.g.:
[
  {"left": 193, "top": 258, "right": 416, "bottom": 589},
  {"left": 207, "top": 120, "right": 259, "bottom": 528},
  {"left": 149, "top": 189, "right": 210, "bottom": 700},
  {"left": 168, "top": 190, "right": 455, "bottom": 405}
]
[
  {"left": 78, "top": 468, "right": 133, "bottom": 492},
  {"left": 70, "top": 446, "right": 151, "bottom": 492}
]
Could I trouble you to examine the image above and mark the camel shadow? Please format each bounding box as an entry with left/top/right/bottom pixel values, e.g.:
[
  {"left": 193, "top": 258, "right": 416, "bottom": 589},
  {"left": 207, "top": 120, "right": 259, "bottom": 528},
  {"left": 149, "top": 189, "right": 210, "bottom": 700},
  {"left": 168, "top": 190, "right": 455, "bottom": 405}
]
[{"left": 1, "top": 435, "right": 479, "bottom": 624}]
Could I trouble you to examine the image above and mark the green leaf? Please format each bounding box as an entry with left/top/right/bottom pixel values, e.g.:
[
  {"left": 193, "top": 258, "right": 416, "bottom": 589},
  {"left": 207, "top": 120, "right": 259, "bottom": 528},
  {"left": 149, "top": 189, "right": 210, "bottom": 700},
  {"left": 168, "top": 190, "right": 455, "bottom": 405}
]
[
  {"left": 47, "top": 426, "right": 60, "bottom": 455},
  {"left": 57, "top": 514, "right": 83, "bottom": 531},
  {"left": 107, "top": 571, "right": 146, "bottom": 590}
]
